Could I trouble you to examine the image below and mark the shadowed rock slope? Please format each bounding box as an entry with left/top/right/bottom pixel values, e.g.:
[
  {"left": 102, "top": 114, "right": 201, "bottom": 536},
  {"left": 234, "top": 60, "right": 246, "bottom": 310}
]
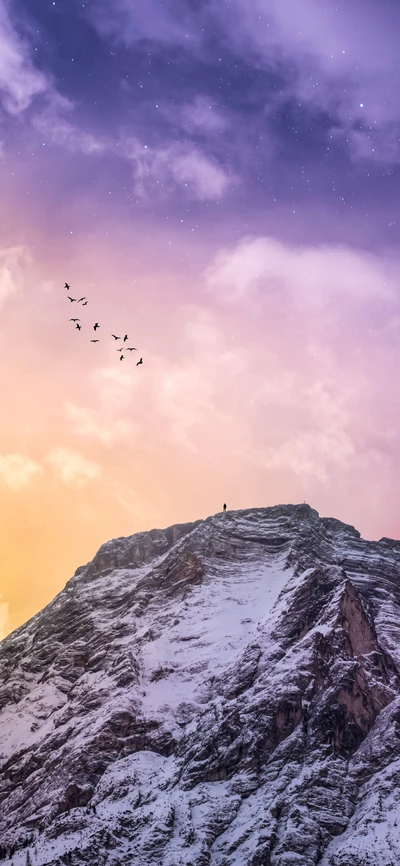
[{"left": 1, "top": 504, "right": 400, "bottom": 865}]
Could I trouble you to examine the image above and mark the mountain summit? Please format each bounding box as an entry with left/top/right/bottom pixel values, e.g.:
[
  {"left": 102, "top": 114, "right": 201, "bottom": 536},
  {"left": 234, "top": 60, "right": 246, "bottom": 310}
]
[{"left": 1, "top": 504, "right": 400, "bottom": 865}]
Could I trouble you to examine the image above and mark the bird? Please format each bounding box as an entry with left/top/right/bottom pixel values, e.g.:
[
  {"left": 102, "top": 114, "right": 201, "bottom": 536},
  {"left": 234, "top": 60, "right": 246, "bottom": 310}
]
[
  {"left": 126, "top": 347, "right": 137, "bottom": 351},
  {"left": 117, "top": 348, "right": 124, "bottom": 352},
  {"left": 93, "top": 323, "right": 99, "bottom": 330},
  {"left": 82, "top": 301, "right": 88, "bottom": 306},
  {"left": 75, "top": 323, "right": 81, "bottom": 330},
  {"left": 90, "top": 339, "right": 99, "bottom": 343},
  {"left": 120, "top": 354, "right": 124, "bottom": 361},
  {"left": 77, "top": 297, "right": 87, "bottom": 303},
  {"left": 111, "top": 334, "right": 121, "bottom": 340},
  {"left": 65, "top": 282, "right": 70, "bottom": 290},
  {"left": 136, "top": 358, "right": 143, "bottom": 366},
  {"left": 68, "top": 297, "right": 77, "bottom": 302},
  {"left": 123, "top": 334, "right": 128, "bottom": 342},
  {"left": 69, "top": 318, "right": 80, "bottom": 322}
]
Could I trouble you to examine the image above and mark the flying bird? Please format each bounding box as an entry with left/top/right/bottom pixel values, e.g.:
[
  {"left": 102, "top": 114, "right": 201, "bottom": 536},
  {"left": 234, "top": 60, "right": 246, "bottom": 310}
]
[
  {"left": 68, "top": 297, "right": 77, "bottom": 302},
  {"left": 75, "top": 323, "right": 81, "bottom": 330},
  {"left": 65, "top": 282, "right": 70, "bottom": 290},
  {"left": 77, "top": 297, "right": 87, "bottom": 303},
  {"left": 120, "top": 354, "right": 125, "bottom": 361},
  {"left": 117, "top": 348, "right": 124, "bottom": 352},
  {"left": 93, "top": 323, "right": 99, "bottom": 330},
  {"left": 69, "top": 318, "right": 80, "bottom": 322},
  {"left": 111, "top": 334, "right": 121, "bottom": 340},
  {"left": 123, "top": 334, "right": 129, "bottom": 342},
  {"left": 90, "top": 339, "right": 99, "bottom": 343},
  {"left": 126, "top": 347, "right": 137, "bottom": 351},
  {"left": 136, "top": 358, "right": 143, "bottom": 366},
  {"left": 82, "top": 301, "right": 88, "bottom": 306}
]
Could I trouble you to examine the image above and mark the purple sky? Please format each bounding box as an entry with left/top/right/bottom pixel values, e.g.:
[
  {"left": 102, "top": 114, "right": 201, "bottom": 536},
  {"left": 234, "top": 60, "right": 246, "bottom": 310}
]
[{"left": 0, "top": 0, "right": 399, "bottom": 635}]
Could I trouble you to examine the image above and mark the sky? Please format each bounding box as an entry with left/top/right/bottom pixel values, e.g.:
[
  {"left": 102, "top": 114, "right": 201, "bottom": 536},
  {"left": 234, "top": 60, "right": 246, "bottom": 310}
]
[{"left": 0, "top": 0, "right": 400, "bottom": 637}]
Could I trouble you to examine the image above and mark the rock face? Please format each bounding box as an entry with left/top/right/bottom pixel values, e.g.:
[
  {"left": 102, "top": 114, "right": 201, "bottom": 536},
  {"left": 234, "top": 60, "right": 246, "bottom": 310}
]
[{"left": 1, "top": 504, "right": 400, "bottom": 865}]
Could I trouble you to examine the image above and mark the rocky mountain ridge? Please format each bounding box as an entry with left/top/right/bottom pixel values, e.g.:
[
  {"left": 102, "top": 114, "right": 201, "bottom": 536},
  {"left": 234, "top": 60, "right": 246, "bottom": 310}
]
[{"left": 1, "top": 504, "right": 400, "bottom": 865}]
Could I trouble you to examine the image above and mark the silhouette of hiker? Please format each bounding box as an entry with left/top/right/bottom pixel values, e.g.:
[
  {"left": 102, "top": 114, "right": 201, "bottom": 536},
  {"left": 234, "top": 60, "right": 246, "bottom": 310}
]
[{"left": 223, "top": 503, "right": 227, "bottom": 512}]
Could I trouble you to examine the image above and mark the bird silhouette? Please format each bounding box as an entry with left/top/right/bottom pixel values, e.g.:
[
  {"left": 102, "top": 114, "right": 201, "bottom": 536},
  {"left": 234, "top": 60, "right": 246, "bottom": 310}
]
[
  {"left": 93, "top": 323, "right": 99, "bottom": 330},
  {"left": 77, "top": 297, "right": 86, "bottom": 303},
  {"left": 126, "top": 347, "right": 137, "bottom": 351},
  {"left": 117, "top": 348, "right": 124, "bottom": 352},
  {"left": 112, "top": 334, "right": 121, "bottom": 340},
  {"left": 65, "top": 282, "right": 70, "bottom": 290},
  {"left": 68, "top": 297, "right": 77, "bottom": 302},
  {"left": 136, "top": 358, "right": 143, "bottom": 366},
  {"left": 82, "top": 301, "right": 88, "bottom": 306},
  {"left": 90, "top": 339, "right": 99, "bottom": 343},
  {"left": 123, "top": 334, "right": 128, "bottom": 342},
  {"left": 69, "top": 318, "right": 80, "bottom": 322},
  {"left": 75, "top": 323, "right": 81, "bottom": 330},
  {"left": 120, "top": 354, "right": 125, "bottom": 361}
]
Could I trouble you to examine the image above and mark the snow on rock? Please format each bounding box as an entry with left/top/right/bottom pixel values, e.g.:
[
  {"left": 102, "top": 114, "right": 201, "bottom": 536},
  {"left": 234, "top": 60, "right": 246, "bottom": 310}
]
[{"left": 1, "top": 503, "right": 400, "bottom": 865}]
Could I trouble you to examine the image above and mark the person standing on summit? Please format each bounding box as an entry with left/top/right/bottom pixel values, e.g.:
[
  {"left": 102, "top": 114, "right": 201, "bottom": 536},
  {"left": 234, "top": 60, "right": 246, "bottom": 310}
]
[{"left": 223, "top": 503, "right": 227, "bottom": 512}]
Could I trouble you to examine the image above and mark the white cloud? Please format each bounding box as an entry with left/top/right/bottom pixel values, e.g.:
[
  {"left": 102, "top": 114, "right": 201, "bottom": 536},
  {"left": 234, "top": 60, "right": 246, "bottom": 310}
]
[
  {"left": 180, "top": 96, "right": 228, "bottom": 134},
  {"left": 90, "top": 364, "right": 138, "bottom": 414},
  {"left": 205, "top": 236, "right": 397, "bottom": 309},
  {"left": 63, "top": 401, "right": 136, "bottom": 446},
  {"left": 0, "top": 453, "right": 43, "bottom": 490},
  {"left": 33, "top": 96, "right": 109, "bottom": 154},
  {"left": 46, "top": 447, "right": 101, "bottom": 488},
  {"left": 0, "top": 245, "right": 30, "bottom": 308},
  {"left": 0, "top": 3, "right": 49, "bottom": 113},
  {"left": 112, "top": 482, "right": 162, "bottom": 522},
  {"left": 86, "top": 0, "right": 201, "bottom": 50},
  {"left": 257, "top": 377, "right": 356, "bottom": 482},
  {"left": 171, "top": 150, "right": 229, "bottom": 200},
  {"left": 123, "top": 137, "right": 231, "bottom": 200}
]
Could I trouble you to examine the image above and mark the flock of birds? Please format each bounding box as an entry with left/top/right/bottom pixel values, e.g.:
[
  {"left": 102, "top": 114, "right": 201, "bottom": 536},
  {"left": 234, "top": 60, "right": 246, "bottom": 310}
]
[{"left": 64, "top": 282, "right": 143, "bottom": 365}]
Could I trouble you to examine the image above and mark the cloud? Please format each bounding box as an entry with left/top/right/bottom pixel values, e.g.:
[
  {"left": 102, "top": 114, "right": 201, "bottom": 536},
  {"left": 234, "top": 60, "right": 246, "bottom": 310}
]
[
  {"left": 0, "top": 453, "right": 43, "bottom": 490},
  {"left": 0, "top": 245, "right": 30, "bottom": 309},
  {"left": 46, "top": 447, "right": 101, "bottom": 488},
  {"left": 257, "top": 378, "right": 356, "bottom": 482},
  {"left": 179, "top": 96, "right": 228, "bottom": 134},
  {"left": 84, "top": 0, "right": 203, "bottom": 50},
  {"left": 205, "top": 236, "right": 397, "bottom": 309},
  {"left": 33, "top": 96, "right": 109, "bottom": 155},
  {"left": 123, "top": 137, "right": 231, "bottom": 200},
  {"left": 90, "top": 364, "right": 138, "bottom": 414},
  {"left": 0, "top": 595, "right": 9, "bottom": 641},
  {"left": 112, "top": 482, "right": 162, "bottom": 522},
  {"left": 78, "top": 0, "right": 400, "bottom": 167},
  {"left": 63, "top": 401, "right": 136, "bottom": 446},
  {"left": 0, "top": 1, "right": 49, "bottom": 113}
]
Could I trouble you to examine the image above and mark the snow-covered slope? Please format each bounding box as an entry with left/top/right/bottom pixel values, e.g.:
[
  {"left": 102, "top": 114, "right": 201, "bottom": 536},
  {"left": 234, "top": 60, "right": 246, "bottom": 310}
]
[{"left": 1, "top": 504, "right": 400, "bottom": 865}]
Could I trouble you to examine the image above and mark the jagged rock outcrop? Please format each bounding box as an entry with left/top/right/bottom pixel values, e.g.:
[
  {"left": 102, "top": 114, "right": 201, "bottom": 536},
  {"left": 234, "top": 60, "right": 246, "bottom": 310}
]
[{"left": 1, "top": 504, "right": 400, "bottom": 865}]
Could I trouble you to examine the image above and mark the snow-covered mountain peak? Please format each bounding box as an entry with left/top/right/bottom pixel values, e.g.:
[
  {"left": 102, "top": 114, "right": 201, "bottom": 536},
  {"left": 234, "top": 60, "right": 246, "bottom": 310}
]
[{"left": 1, "top": 504, "right": 400, "bottom": 865}]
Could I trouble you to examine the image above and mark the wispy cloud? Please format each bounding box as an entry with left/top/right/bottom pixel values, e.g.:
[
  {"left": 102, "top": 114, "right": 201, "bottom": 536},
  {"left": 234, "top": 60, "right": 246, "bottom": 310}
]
[
  {"left": 63, "top": 400, "right": 136, "bottom": 446},
  {"left": 0, "top": 453, "right": 43, "bottom": 490},
  {"left": 205, "top": 236, "right": 397, "bottom": 309},
  {"left": 0, "top": 245, "right": 31, "bottom": 309},
  {"left": 86, "top": 0, "right": 400, "bottom": 165},
  {"left": 0, "top": 2, "right": 49, "bottom": 113},
  {"left": 122, "top": 136, "right": 232, "bottom": 201},
  {"left": 45, "top": 447, "right": 101, "bottom": 488},
  {"left": 33, "top": 96, "right": 109, "bottom": 155},
  {"left": 179, "top": 96, "right": 228, "bottom": 134},
  {"left": 85, "top": 0, "right": 203, "bottom": 50}
]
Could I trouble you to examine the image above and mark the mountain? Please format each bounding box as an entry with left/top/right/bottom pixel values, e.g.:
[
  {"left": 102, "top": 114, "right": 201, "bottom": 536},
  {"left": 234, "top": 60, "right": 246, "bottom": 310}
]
[{"left": 1, "top": 504, "right": 400, "bottom": 865}]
